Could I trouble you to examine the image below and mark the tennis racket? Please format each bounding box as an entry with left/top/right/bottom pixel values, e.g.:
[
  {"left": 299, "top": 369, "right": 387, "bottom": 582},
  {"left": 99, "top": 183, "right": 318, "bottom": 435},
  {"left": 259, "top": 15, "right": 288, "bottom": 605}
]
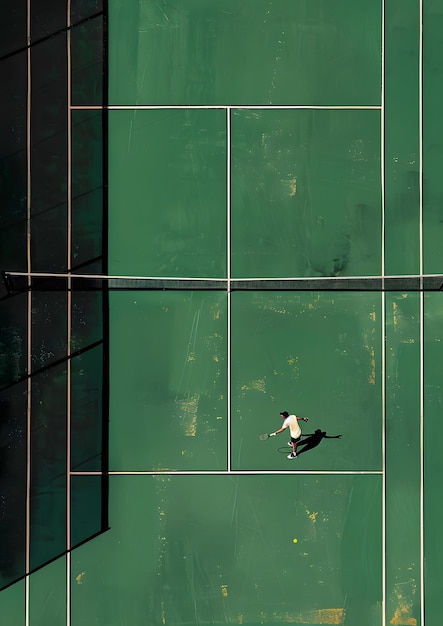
[{"left": 259, "top": 433, "right": 271, "bottom": 440}]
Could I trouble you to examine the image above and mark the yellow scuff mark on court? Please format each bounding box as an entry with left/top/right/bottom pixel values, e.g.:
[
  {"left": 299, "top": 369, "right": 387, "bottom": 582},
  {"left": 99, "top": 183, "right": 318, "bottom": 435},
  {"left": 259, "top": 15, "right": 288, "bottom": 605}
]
[
  {"left": 393, "top": 301, "right": 398, "bottom": 330},
  {"left": 287, "top": 356, "right": 299, "bottom": 365},
  {"left": 213, "top": 309, "right": 221, "bottom": 320},
  {"left": 401, "top": 338, "right": 415, "bottom": 344},
  {"left": 221, "top": 584, "right": 228, "bottom": 597},
  {"left": 240, "top": 379, "right": 266, "bottom": 393},
  {"left": 213, "top": 354, "right": 219, "bottom": 362},
  {"left": 185, "top": 414, "right": 197, "bottom": 436},
  {"left": 365, "top": 345, "right": 376, "bottom": 384},
  {"left": 270, "top": 608, "right": 345, "bottom": 623},
  {"left": 187, "top": 352, "right": 196, "bottom": 362},
  {"left": 178, "top": 393, "right": 200, "bottom": 436},
  {"left": 390, "top": 615, "right": 416, "bottom": 626},
  {"left": 282, "top": 177, "right": 297, "bottom": 196},
  {"left": 390, "top": 584, "right": 417, "bottom": 625},
  {"left": 306, "top": 509, "right": 318, "bottom": 523},
  {"left": 261, "top": 303, "right": 290, "bottom": 315},
  {"left": 304, "top": 608, "right": 345, "bottom": 623},
  {"left": 161, "top": 602, "right": 166, "bottom": 625},
  {"left": 75, "top": 572, "right": 86, "bottom": 585},
  {"left": 369, "top": 311, "right": 376, "bottom": 321},
  {"left": 237, "top": 614, "right": 244, "bottom": 624}
]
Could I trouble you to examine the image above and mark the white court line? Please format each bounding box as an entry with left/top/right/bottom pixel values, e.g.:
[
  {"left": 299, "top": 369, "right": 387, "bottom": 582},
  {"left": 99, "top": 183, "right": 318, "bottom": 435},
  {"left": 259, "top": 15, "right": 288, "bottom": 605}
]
[
  {"left": 25, "top": 0, "right": 32, "bottom": 622},
  {"left": 227, "top": 107, "right": 231, "bottom": 472},
  {"left": 66, "top": 2, "right": 72, "bottom": 624},
  {"left": 419, "top": 0, "right": 425, "bottom": 623},
  {"left": 6, "top": 271, "right": 226, "bottom": 281},
  {"left": 419, "top": 1, "right": 424, "bottom": 285},
  {"left": 380, "top": 0, "right": 386, "bottom": 624},
  {"left": 420, "top": 290, "right": 425, "bottom": 626},
  {"left": 71, "top": 104, "right": 383, "bottom": 111},
  {"left": 71, "top": 470, "right": 383, "bottom": 477},
  {"left": 231, "top": 273, "right": 442, "bottom": 282}
]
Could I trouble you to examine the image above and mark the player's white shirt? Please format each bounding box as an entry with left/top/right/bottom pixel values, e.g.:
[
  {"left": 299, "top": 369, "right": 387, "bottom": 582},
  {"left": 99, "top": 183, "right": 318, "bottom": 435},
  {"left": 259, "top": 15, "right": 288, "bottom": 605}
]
[{"left": 283, "top": 415, "right": 301, "bottom": 439}]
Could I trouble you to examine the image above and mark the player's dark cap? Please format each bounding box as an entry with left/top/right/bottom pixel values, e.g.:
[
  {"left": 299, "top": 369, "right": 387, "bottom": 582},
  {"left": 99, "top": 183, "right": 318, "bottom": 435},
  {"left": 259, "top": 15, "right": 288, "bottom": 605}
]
[{"left": 280, "top": 411, "right": 289, "bottom": 417}]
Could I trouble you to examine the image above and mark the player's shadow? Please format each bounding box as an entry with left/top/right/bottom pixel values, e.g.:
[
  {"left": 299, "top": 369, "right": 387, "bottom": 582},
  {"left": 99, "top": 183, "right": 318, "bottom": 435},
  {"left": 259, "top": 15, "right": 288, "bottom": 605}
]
[{"left": 297, "top": 429, "right": 342, "bottom": 455}]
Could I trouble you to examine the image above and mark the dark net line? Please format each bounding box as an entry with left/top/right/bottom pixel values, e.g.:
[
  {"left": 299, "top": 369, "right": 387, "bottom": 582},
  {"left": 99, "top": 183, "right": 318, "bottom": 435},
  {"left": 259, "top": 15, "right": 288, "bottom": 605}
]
[{"left": 3, "top": 272, "right": 443, "bottom": 293}]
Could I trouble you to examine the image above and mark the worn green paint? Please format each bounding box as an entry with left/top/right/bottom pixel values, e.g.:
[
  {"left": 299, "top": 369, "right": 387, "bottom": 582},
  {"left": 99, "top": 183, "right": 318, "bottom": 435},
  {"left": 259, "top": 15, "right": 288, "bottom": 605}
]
[
  {"left": 384, "top": 0, "right": 420, "bottom": 275},
  {"left": 385, "top": 293, "right": 421, "bottom": 624},
  {"left": 109, "top": 291, "right": 227, "bottom": 471},
  {"left": 231, "top": 291, "right": 382, "bottom": 471},
  {"left": 424, "top": 293, "right": 443, "bottom": 626},
  {"left": 29, "top": 559, "right": 67, "bottom": 626},
  {"left": 0, "top": 581, "right": 24, "bottom": 624},
  {"left": 109, "top": 109, "right": 227, "bottom": 278},
  {"left": 109, "top": 0, "right": 381, "bottom": 106},
  {"left": 71, "top": 474, "right": 382, "bottom": 626},
  {"left": 423, "top": 4, "right": 443, "bottom": 274},
  {"left": 231, "top": 109, "right": 381, "bottom": 278}
]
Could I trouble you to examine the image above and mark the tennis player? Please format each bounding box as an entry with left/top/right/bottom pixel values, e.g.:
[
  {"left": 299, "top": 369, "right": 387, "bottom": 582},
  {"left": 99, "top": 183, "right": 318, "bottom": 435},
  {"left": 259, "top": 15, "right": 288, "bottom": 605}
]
[{"left": 269, "top": 411, "right": 308, "bottom": 459}]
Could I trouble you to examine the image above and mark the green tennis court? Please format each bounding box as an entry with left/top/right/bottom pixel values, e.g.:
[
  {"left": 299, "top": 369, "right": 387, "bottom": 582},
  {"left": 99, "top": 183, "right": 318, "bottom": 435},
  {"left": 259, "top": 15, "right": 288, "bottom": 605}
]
[{"left": 1, "top": 1, "right": 443, "bottom": 625}]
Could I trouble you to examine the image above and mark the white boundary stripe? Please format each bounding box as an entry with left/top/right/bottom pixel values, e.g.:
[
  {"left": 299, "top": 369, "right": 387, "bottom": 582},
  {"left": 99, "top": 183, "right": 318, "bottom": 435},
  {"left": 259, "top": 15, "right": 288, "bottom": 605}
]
[
  {"left": 113, "top": 105, "right": 382, "bottom": 110},
  {"left": 419, "top": 0, "right": 424, "bottom": 284},
  {"left": 227, "top": 107, "right": 231, "bottom": 472},
  {"left": 229, "top": 273, "right": 443, "bottom": 282},
  {"left": 67, "top": 2, "right": 72, "bottom": 624},
  {"left": 25, "top": 0, "right": 32, "bottom": 621},
  {"left": 6, "top": 271, "right": 226, "bottom": 281},
  {"left": 71, "top": 104, "right": 383, "bottom": 111},
  {"left": 381, "top": 0, "right": 386, "bottom": 623},
  {"left": 71, "top": 470, "right": 383, "bottom": 476},
  {"left": 419, "top": 0, "right": 425, "bottom": 623},
  {"left": 420, "top": 295, "right": 425, "bottom": 626}
]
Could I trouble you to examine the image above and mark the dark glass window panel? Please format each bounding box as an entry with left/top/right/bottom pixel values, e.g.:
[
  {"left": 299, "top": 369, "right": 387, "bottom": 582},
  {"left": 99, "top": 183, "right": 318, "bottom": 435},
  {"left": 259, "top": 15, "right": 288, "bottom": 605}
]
[
  {"left": 0, "top": 1, "right": 27, "bottom": 59},
  {"left": 31, "top": 0, "right": 67, "bottom": 43},
  {"left": 71, "top": 475, "right": 106, "bottom": 549},
  {"left": 31, "top": 291, "right": 68, "bottom": 369},
  {"left": 0, "top": 52, "right": 28, "bottom": 287},
  {"left": 71, "top": 16, "right": 104, "bottom": 106},
  {"left": 0, "top": 381, "right": 27, "bottom": 589},
  {"left": 72, "top": 110, "right": 103, "bottom": 267},
  {"left": 29, "top": 363, "right": 67, "bottom": 571},
  {"left": 30, "top": 33, "right": 68, "bottom": 258},
  {"left": 71, "top": 344, "right": 104, "bottom": 473}
]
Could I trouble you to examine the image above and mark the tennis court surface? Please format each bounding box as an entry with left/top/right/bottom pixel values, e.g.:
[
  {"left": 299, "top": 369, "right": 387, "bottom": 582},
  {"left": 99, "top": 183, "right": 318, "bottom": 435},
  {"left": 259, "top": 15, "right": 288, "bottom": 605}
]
[{"left": 1, "top": 1, "right": 443, "bottom": 625}]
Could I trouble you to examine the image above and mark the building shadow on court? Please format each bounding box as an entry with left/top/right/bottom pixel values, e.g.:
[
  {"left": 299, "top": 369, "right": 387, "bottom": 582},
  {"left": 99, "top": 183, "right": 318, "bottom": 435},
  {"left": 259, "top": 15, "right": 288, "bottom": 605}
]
[{"left": 0, "top": 1, "right": 109, "bottom": 593}]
